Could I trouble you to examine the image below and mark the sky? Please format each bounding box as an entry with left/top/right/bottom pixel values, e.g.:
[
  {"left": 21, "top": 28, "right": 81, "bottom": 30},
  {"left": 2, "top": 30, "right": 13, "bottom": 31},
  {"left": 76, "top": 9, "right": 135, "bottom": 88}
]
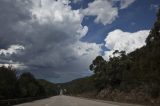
[{"left": 0, "top": 0, "right": 159, "bottom": 83}]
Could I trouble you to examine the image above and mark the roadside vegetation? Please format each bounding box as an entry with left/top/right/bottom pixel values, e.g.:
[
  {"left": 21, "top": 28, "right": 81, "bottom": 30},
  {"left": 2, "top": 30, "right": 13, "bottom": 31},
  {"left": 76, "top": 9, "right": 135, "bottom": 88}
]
[{"left": 0, "top": 66, "right": 58, "bottom": 100}]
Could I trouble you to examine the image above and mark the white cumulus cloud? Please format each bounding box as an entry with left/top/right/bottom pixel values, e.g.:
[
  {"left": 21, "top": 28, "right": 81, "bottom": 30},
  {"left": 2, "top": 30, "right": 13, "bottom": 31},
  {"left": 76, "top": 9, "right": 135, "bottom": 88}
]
[
  {"left": 82, "top": 0, "right": 136, "bottom": 25},
  {"left": 29, "top": 0, "right": 87, "bottom": 39},
  {"left": 83, "top": 0, "right": 118, "bottom": 25},
  {"left": 104, "top": 29, "right": 150, "bottom": 60}
]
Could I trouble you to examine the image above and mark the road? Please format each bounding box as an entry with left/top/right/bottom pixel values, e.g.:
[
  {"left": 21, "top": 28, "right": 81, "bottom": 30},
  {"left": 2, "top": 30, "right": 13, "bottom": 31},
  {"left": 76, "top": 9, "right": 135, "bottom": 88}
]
[{"left": 15, "top": 95, "right": 143, "bottom": 106}]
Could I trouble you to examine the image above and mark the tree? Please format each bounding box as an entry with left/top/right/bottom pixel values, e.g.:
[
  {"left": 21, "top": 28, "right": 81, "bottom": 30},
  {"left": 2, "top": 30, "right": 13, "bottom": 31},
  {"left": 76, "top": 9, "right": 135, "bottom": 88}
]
[
  {"left": 89, "top": 56, "right": 108, "bottom": 90},
  {"left": 17, "top": 72, "right": 45, "bottom": 97},
  {"left": 90, "top": 56, "right": 106, "bottom": 74},
  {"left": 146, "top": 9, "right": 160, "bottom": 47},
  {"left": 0, "top": 66, "right": 17, "bottom": 99}
]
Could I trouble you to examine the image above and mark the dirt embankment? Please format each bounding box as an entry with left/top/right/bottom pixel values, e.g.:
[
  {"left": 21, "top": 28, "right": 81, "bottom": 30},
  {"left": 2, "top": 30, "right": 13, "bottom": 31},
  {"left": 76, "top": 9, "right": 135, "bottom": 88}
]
[{"left": 76, "top": 89, "right": 160, "bottom": 106}]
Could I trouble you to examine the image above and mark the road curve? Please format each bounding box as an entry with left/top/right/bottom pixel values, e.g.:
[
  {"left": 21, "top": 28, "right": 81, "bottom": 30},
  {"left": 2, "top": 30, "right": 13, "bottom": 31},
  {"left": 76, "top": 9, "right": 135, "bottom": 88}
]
[{"left": 14, "top": 95, "right": 143, "bottom": 106}]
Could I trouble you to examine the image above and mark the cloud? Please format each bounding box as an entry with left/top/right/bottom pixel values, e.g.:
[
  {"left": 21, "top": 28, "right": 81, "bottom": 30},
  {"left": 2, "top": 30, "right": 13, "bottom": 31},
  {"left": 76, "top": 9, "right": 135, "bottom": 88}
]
[
  {"left": 103, "top": 29, "right": 150, "bottom": 60},
  {"left": 72, "top": 0, "right": 81, "bottom": 4},
  {"left": 0, "top": 44, "right": 26, "bottom": 70},
  {"left": 0, "top": 0, "right": 102, "bottom": 82},
  {"left": 120, "top": 0, "right": 135, "bottom": 9},
  {"left": 83, "top": 0, "right": 118, "bottom": 25},
  {"left": 82, "top": 0, "right": 135, "bottom": 25},
  {"left": 31, "top": 0, "right": 81, "bottom": 24},
  {"left": 0, "top": 45, "right": 25, "bottom": 56},
  {"left": 0, "top": 62, "right": 26, "bottom": 70},
  {"left": 150, "top": 4, "right": 159, "bottom": 12},
  {"left": 0, "top": 0, "right": 31, "bottom": 49},
  {"left": 72, "top": 41, "right": 102, "bottom": 57}
]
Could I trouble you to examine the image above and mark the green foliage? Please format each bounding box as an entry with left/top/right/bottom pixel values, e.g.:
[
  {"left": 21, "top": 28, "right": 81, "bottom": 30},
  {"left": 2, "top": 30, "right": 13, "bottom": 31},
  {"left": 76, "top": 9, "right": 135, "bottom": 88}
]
[
  {"left": 0, "top": 67, "right": 58, "bottom": 100},
  {"left": 17, "top": 72, "right": 45, "bottom": 97},
  {"left": 90, "top": 56, "right": 106, "bottom": 74},
  {"left": 0, "top": 66, "right": 17, "bottom": 99},
  {"left": 89, "top": 51, "right": 129, "bottom": 90}
]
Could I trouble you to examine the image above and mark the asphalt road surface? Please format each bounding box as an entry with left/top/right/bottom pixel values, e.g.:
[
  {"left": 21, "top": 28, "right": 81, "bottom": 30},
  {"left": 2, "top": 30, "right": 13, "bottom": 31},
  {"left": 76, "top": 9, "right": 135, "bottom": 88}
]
[{"left": 15, "top": 95, "right": 143, "bottom": 106}]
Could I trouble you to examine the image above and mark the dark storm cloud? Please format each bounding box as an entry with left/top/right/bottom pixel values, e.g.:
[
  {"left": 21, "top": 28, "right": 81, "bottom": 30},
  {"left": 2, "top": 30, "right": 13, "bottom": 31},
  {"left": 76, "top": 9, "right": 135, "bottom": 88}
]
[
  {"left": 0, "top": 0, "right": 31, "bottom": 48},
  {"left": 0, "top": 0, "right": 101, "bottom": 82}
]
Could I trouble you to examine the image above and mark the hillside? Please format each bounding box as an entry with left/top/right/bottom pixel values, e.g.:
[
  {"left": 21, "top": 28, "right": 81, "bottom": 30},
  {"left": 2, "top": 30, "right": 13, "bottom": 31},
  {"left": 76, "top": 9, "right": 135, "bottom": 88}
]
[{"left": 60, "top": 76, "right": 96, "bottom": 96}]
